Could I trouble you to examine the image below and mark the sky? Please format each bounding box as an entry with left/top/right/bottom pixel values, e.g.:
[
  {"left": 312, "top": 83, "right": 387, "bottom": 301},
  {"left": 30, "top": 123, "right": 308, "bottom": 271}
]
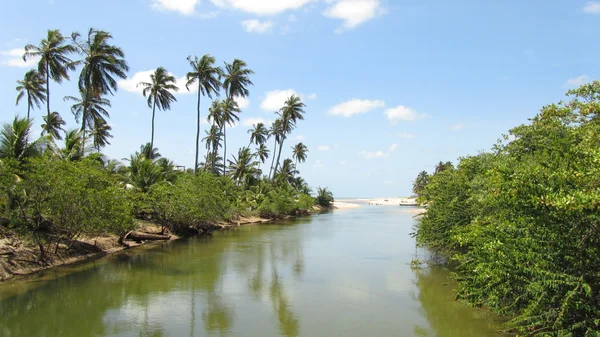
[{"left": 0, "top": 0, "right": 599, "bottom": 198}]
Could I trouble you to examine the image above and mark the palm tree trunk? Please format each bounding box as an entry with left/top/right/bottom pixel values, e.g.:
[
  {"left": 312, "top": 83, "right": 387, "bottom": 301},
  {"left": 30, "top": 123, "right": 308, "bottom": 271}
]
[
  {"left": 194, "top": 87, "right": 201, "bottom": 174},
  {"left": 150, "top": 97, "right": 157, "bottom": 151},
  {"left": 273, "top": 137, "right": 286, "bottom": 179},
  {"left": 45, "top": 64, "right": 50, "bottom": 121},
  {"left": 269, "top": 140, "right": 278, "bottom": 180},
  {"left": 223, "top": 125, "right": 227, "bottom": 176},
  {"left": 81, "top": 111, "right": 86, "bottom": 157},
  {"left": 27, "top": 96, "right": 31, "bottom": 120}
]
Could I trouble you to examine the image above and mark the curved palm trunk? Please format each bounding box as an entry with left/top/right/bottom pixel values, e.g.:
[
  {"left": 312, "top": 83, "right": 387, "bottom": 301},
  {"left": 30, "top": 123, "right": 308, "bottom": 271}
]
[
  {"left": 81, "top": 110, "right": 87, "bottom": 157},
  {"left": 273, "top": 137, "right": 286, "bottom": 179},
  {"left": 194, "top": 87, "right": 201, "bottom": 174},
  {"left": 150, "top": 97, "right": 157, "bottom": 152},
  {"left": 269, "top": 140, "right": 278, "bottom": 180}
]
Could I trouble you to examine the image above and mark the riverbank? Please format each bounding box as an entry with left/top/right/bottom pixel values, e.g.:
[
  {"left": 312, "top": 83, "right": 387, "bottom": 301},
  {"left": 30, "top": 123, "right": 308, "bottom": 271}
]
[{"left": 0, "top": 213, "right": 297, "bottom": 282}]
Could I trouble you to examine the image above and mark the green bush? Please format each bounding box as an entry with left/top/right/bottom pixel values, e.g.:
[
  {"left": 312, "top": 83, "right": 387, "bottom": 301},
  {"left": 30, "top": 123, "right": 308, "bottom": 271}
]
[{"left": 315, "top": 187, "right": 334, "bottom": 207}]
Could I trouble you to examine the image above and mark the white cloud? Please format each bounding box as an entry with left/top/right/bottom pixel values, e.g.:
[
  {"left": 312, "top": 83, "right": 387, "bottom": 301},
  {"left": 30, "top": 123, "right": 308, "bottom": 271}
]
[
  {"left": 295, "top": 135, "right": 305, "bottom": 141},
  {"left": 396, "top": 132, "right": 416, "bottom": 139},
  {"left": 241, "top": 19, "right": 274, "bottom": 33},
  {"left": 241, "top": 117, "right": 272, "bottom": 127},
  {"left": 313, "top": 160, "right": 325, "bottom": 168},
  {"left": 151, "top": 0, "right": 200, "bottom": 15},
  {"left": 234, "top": 96, "right": 250, "bottom": 109},
  {"left": 450, "top": 123, "right": 464, "bottom": 131},
  {"left": 323, "top": 0, "right": 385, "bottom": 32},
  {"left": 117, "top": 69, "right": 191, "bottom": 95},
  {"left": 317, "top": 145, "right": 330, "bottom": 151},
  {"left": 328, "top": 99, "right": 385, "bottom": 117},
  {"left": 583, "top": 2, "right": 600, "bottom": 13},
  {"left": 358, "top": 150, "right": 389, "bottom": 159},
  {"left": 339, "top": 160, "right": 347, "bottom": 165},
  {"left": 260, "top": 89, "right": 299, "bottom": 111},
  {"left": 0, "top": 48, "right": 38, "bottom": 68},
  {"left": 384, "top": 180, "right": 394, "bottom": 185},
  {"left": 389, "top": 144, "right": 398, "bottom": 151},
  {"left": 211, "top": 0, "right": 316, "bottom": 15},
  {"left": 384, "top": 106, "right": 427, "bottom": 123},
  {"left": 307, "top": 93, "right": 317, "bottom": 100},
  {"left": 563, "top": 75, "right": 591, "bottom": 89}
]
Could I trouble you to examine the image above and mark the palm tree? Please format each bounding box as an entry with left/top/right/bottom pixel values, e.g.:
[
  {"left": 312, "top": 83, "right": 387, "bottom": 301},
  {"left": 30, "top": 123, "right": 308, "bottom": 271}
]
[
  {"left": 0, "top": 117, "right": 47, "bottom": 162},
  {"left": 274, "top": 159, "right": 298, "bottom": 186},
  {"left": 268, "top": 119, "right": 284, "bottom": 180},
  {"left": 137, "top": 143, "right": 161, "bottom": 161},
  {"left": 220, "top": 98, "right": 240, "bottom": 172},
  {"left": 186, "top": 54, "right": 222, "bottom": 174},
  {"left": 291, "top": 142, "right": 308, "bottom": 167},
  {"left": 15, "top": 70, "right": 47, "bottom": 119},
  {"left": 60, "top": 129, "right": 86, "bottom": 161},
  {"left": 227, "top": 147, "right": 260, "bottom": 187},
  {"left": 248, "top": 122, "right": 269, "bottom": 148},
  {"left": 23, "top": 29, "right": 77, "bottom": 120},
  {"left": 223, "top": 59, "right": 254, "bottom": 99},
  {"left": 90, "top": 117, "right": 113, "bottom": 152},
  {"left": 272, "top": 95, "right": 306, "bottom": 177},
  {"left": 71, "top": 28, "right": 129, "bottom": 97},
  {"left": 202, "top": 124, "right": 222, "bottom": 171},
  {"left": 256, "top": 143, "right": 270, "bottom": 166},
  {"left": 138, "top": 67, "right": 178, "bottom": 151},
  {"left": 41, "top": 111, "right": 66, "bottom": 140},
  {"left": 64, "top": 90, "right": 111, "bottom": 152}
]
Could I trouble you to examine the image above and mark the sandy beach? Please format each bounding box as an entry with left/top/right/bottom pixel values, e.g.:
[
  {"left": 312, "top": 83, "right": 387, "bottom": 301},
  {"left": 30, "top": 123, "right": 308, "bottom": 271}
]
[{"left": 332, "top": 201, "right": 362, "bottom": 209}]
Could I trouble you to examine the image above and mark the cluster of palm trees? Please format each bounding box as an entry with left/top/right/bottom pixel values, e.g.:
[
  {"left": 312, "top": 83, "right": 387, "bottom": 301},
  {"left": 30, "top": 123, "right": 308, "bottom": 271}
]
[{"left": 10, "top": 27, "right": 311, "bottom": 189}]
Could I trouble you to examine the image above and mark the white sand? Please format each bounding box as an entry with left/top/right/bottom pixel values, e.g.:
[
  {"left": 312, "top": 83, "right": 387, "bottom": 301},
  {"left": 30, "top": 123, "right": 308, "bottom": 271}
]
[
  {"left": 332, "top": 201, "right": 362, "bottom": 209},
  {"left": 364, "top": 197, "right": 417, "bottom": 206}
]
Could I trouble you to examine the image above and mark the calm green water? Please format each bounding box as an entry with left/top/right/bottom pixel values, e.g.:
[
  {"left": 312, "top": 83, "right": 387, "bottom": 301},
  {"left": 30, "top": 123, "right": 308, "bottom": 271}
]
[{"left": 0, "top": 206, "right": 504, "bottom": 337}]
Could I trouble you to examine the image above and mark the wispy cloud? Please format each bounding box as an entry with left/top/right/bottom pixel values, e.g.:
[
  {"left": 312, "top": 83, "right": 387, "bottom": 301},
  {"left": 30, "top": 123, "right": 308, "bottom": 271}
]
[
  {"left": 384, "top": 106, "right": 428, "bottom": 124},
  {"left": 260, "top": 89, "right": 314, "bottom": 111},
  {"left": 389, "top": 144, "right": 399, "bottom": 151},
  {"left": 563, "top": 75, "right": 591, "bottom": 89},
  {"left": 582, "top": 1, "right": 600, "bottom": 13},
  {"left": 396, "top": 132, "right": 416, "bottom": 139},
  {"left": 241, "top": 117, "right": 272, "bottom": 127},
  {"left": 317, "top": 145, "right": 330, "bottom": 151},
  {"left": 450, "top": 123, "right": 464, "bottom": 131},
  {"left": 358, "top": 150, "right": 389, "bottom": 159},
  {"left": 313, "top": 160, "right": 325, "bottom": 168},
  {"left": 241, "top": 19, "right": 274, "bottom": 33},
  {"left": 211, "top": 0, "right": 316, "bottom": 15},
  {"left": 328, "top": 99, "right": 385, "bottom": 117},
  {"left": 339, "top": 160, "right": 347, "bottom": 165},
  {"left": 323, "top": 0, "right": 386, "bottom": 32},
  {"left": 151, "top": 0, "right": 200, "bottom": 15},
  {"left": 0, "top": 48, "right": 38, "bottom": 68}
]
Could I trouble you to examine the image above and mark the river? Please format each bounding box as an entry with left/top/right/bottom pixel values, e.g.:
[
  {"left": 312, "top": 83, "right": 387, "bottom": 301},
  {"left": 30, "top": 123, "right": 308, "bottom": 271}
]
[{"left": 0, "top": 205, "right": 504, "bottom": 337}]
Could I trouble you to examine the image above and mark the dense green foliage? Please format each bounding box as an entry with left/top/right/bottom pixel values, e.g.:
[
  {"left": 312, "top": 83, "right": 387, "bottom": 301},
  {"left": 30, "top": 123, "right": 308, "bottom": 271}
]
[
  {"left": 1, "top": 27, "right": 334, "bottom": 261},
  {"left": 315, "top": 187, "right": 334, "bottom": 207},
  {"left": 415, "top": 81, "right": 600, "bottom": 336}
]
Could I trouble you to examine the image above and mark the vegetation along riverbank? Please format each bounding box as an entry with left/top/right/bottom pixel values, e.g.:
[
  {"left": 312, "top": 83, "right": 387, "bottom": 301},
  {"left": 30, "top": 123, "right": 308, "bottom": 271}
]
[
  {"left": 0, "top": 28, "right": 335, "bottom": 281},
  {"left": 412, "top": 82, "right": 600, "bottom": 336}
]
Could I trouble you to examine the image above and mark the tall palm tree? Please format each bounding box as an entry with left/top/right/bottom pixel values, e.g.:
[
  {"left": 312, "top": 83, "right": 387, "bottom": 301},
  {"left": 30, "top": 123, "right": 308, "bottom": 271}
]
[
  {"left": 247, "top": 122, "right": 269, "bottom": 148},
  {"left": 186, "top": 54, "right": 222, "bottom": 174},
  {"left": 90, "top": 117, "right": 113, "bottom": 152},
  {"left": 291, "top": 142, "right": 308, "bottom": 167},
  {"left": 274, "top": 159, "right": 298, "bottom": 186},
  {"left": 23, "top": 29, "right": 77, "bottom": 120},
  {"left": 0, "top": 117, "right": 47, "bottom": 162},
  {"left": 220, "top": 98, "right": 240, "bottom": 172},
  {"left": 206, "top": 101, "right": 224, "bottom": 170},
  {"left": 273, "top": 95, "right": 305, "bottom": 176},
  {"left": 15, "top": 70, "right": 47, "bottom": 119},
  {"left": 202, "top": 124, "right": 222, "bottom": 170},
  {"left": 227, "top": 147, "right": 260, "bottom": 187},
  {"left": 71, "top": 28, "right": 129, "bottom": 97},
  {"left": 256, "top": 143, "right": 270, "bottom": 166},
  {"left": 268, "top": 118, "right": 284, "bottom": 180},
  {"left": 60, "top": 129, "right": 86, "bottom": 161},
  {"left": 223, "top": 59, "right": 254, "bottom": 99},
  {"left": 41, "top": 111, "right": 66, "bottom": 140},
  {"left": 137, "top": 143, "right": 161, "bottom": 161},
  {"left": 64, "top": 90, "right": 111, "bottom": 152},
  {"left": 138, "top": 67, "right": 178, "bottom": 151}
]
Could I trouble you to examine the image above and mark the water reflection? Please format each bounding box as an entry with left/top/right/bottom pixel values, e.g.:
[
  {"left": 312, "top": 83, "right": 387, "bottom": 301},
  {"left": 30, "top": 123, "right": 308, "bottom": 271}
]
[{"left": 0, "top": 210, "right": 504, "bottom": 337}]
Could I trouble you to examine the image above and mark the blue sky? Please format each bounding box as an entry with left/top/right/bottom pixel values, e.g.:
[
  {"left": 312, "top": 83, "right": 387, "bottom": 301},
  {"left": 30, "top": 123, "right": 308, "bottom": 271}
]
[{"left": 0, "top": 0, "right": 599, "bottom": 197}]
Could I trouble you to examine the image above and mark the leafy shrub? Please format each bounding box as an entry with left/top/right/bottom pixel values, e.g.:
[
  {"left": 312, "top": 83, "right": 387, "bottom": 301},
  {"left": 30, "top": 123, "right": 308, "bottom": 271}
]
[{"left": 315, "top": 187, "right": 334, "bottom": 207}]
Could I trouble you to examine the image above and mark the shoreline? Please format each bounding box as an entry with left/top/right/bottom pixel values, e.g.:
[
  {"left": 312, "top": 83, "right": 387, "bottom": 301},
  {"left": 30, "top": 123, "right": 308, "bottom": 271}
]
[{"left": 0, "top": 212, "right": 311, "bottom": 283}]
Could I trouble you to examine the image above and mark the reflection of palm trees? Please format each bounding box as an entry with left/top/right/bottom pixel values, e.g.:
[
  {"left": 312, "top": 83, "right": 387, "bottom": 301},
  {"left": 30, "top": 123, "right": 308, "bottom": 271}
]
[{"left": 202, "top": 293, "right": 233, "bottom": 336}]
